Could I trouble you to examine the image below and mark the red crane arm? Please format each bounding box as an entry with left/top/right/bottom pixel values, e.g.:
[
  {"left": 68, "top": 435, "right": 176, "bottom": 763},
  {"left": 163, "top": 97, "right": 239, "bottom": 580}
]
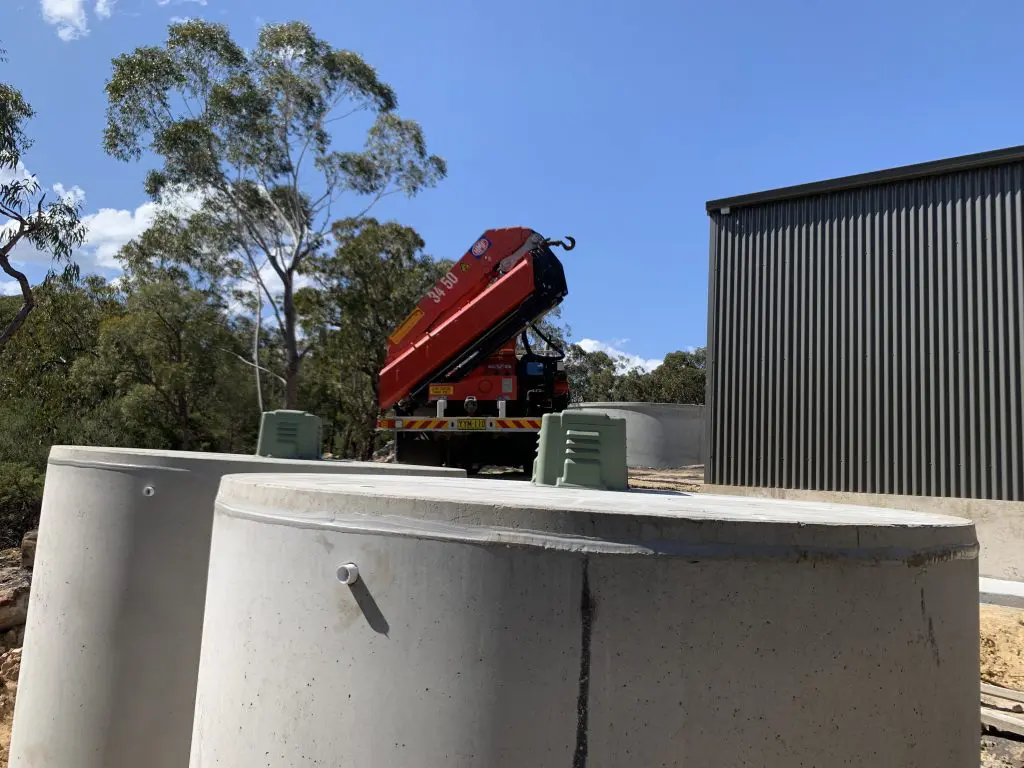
[
  {"left": 378, "top": 228, "right": 570, "bottom": 411},
  {"left": 384, "top": 227, "right": 543, "bottom": 364}
]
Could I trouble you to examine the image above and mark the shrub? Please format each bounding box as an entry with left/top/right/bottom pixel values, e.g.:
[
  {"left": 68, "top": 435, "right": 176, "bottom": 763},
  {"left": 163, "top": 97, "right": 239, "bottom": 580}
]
[{"left": 0, "top": 463, "right": 44, "bottom": 550}]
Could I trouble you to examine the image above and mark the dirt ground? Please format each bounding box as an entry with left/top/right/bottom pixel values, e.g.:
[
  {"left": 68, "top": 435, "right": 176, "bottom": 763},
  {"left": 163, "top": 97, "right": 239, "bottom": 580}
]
[
  {"left": 627, "top": 465, "right": 704, "bottom": 493},
  {"left": 981, "top": 605, "right": 1024, "bottom": 766},
  {"left": 984, "top": 734, "right": 1024, "bottom": 767},
  {"left": 0, "top": 696, "right": 10, "bottom": 767},
  {"left": 0, "top": 653, "right": 16, "bottom": 767},
  {"left": 982, "top": 605, "right": 1024, "bottom": 691},
  {"left": 479, "top": 464, "right": 706, "bottom": 493}
]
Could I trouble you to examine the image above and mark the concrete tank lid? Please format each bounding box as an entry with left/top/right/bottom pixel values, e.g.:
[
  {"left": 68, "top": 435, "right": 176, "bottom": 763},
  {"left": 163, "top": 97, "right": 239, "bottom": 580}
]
[
  {"left": 46, "top": 445, "right": 463, "bottom": 476},
  {"left": 215, "top": 474, "right": 977, "bottom": 562}
]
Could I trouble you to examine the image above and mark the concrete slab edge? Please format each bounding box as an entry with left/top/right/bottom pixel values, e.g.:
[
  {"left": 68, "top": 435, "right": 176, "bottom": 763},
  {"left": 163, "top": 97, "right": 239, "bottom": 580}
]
[{"left": 980, "top": 577, "right": 1024, "bottom": 609}]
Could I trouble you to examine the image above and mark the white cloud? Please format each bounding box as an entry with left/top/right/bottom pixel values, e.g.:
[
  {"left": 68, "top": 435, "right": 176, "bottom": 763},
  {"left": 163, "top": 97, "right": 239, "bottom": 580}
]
[
  {"left": 4, "top": 162, "right": 298, "bottom": 325},
  {"left": 81, "top": 187, "right": 206, "bottom": 268},
  {"left": 576, "top": 338, "right": 663, "bottom": 373},
  {"left": 81, "top": 202, "right": 160, "bottom": 267},
  {"left": 157, "top": 0, "right": 207, "bottom": 6},
  {"left": 0, "top": 281, "right": 23, "bottom": 297},
  {"left": 40, "top": 0, "right": 115, "bottom": 39},
  {"left": 4, "top": 160, "right": 211, "bottom": 273},
  {"left": 40, "top": 0, "right": 90, "bottom": 40},
  {"left": 0, "top": 162, "right": 35, "bottom": 188},
  {"left": 52, "top": 182, "right": 86, "bottom": 206}
]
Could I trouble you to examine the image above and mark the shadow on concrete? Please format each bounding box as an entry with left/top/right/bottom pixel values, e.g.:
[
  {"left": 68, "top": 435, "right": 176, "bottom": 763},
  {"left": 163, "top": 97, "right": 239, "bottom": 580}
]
[{"left": 351, "top": 579, "right": 390, "bottom": 636}]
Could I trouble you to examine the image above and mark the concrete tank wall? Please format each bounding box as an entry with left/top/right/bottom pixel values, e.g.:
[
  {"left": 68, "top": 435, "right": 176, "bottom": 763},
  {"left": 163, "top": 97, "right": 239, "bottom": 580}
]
[
  {"left": 9, "top": 447, "right": 463, "bottom": 768},
  {"left": 190, "top": 474, "right": 979, "bottom": 767},
  {"left": 704, "top": 483, "right": 1024, "bottom": 582},
  {"left": 570, "top": 402, "right": 704, "bottom": 468}
]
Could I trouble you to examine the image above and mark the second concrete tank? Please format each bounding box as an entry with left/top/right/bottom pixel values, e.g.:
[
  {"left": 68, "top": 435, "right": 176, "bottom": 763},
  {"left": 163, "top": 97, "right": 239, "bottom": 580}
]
[
  {"left": 9, "top": 447, "right": 463, "bottom": 768},
  {"left": 570, "top": 401, "right": 704, "bottom": 468},
  {"left": 190, "top": 474, "right": 979, "bottom": 767}
]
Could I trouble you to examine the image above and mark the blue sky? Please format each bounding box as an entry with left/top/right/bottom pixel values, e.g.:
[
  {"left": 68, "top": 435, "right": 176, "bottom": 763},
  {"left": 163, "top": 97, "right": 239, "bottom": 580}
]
[{"left": 6, "top": 0, "right": 1024, "bottom": 369}]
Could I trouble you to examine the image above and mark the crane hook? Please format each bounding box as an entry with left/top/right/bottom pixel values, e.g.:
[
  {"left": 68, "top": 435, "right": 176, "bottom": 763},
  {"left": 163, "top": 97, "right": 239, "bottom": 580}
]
[{"left": 545, "top": 235, "right": 576, "bottom": 251}]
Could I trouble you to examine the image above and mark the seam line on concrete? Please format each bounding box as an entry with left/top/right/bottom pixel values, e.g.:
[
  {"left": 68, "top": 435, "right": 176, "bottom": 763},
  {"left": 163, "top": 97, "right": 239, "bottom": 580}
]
[{"left": 572, "top": 557, "right": 592, "bottom": 768}]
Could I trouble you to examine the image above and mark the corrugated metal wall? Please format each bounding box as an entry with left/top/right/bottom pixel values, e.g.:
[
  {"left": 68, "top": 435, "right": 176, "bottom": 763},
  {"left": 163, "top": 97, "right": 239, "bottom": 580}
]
[{"left": 707, "top": 163, "right": 1024, "bottom": 500}]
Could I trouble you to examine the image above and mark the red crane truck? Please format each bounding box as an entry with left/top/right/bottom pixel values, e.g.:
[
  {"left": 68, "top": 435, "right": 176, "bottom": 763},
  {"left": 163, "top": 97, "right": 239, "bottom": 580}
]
[{"left": 376, "top": 227, "right": 575, "bottom": 473}]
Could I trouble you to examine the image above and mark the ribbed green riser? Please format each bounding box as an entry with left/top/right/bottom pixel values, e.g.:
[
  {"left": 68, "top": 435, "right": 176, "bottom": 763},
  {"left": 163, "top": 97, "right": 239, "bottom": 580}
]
[{"left": 531, "top": 411, "right": 628, "bottom": 491}]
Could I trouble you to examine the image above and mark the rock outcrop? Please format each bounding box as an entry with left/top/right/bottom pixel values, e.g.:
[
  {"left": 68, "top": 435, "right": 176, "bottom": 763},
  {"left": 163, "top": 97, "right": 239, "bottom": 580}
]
[
  {"left": 0, "top": 553, "right": 29, "bottom": 635},
  {"left": 19, "top": 532, "right": 36, "bottom": 571}
]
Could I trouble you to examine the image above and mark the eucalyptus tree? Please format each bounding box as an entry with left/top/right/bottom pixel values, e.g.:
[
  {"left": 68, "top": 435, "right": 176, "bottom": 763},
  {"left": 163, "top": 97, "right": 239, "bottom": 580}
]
[
  {"left": 0, "top": 48, "right": 86, "bottom": 353},
  {"left": 103, "top": 20, "right": 445, "bottom": 407}
]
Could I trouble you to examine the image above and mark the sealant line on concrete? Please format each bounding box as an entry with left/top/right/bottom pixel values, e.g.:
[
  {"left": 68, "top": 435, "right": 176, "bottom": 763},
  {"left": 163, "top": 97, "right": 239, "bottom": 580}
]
[
  {"left": 572, "top": 557, "right": 593, "bottom": 768},
  {"left": 218, "top": 502, "right": 981, "bottom": 564},
  {"left": 46, "top": 458, "right": 192, "bottom": 473}
]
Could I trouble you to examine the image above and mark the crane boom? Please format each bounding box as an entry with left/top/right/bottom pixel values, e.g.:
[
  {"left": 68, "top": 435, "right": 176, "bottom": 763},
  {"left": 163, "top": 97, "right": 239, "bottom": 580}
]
[{"left": 378, "top": 227, "right": 569, "bottom": 411}]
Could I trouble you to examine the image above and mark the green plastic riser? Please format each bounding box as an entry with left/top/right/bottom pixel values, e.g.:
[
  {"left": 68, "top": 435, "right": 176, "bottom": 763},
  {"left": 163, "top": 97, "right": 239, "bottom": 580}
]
[
  {"left": 256, "top": 410, "right": 323, "bottom": 460},
  {"left": 532, "top": 410, "right": 628, "bottom": 491}
]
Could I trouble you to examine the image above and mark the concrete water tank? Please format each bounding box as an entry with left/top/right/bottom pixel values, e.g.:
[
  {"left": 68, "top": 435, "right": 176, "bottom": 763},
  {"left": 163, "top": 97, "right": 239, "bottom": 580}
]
[
  {"left": 190, "top": 474, "right": 979, "bottom": 767},
  {"left": 570, "top": 402, "right": 704, "bottom": 468},
  {"left": 9, "top": 447, "right": 464, "bottom": 768}
]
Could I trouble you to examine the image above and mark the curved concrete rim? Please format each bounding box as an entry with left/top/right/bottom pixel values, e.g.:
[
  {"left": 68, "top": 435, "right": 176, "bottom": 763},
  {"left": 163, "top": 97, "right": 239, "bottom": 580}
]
[
  {"left": 215, "top": 474, "right": 978, "bottom": 563},
  {"left": 569, "top": 401, "right": 699, "bottom": 410},
  {"left": 47, "top": 445, "right": 463, "bottom": 475}
]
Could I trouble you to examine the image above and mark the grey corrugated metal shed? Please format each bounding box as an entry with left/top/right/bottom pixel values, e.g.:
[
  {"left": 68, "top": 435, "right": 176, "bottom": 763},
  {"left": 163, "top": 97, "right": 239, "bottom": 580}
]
[{"left": 705, "top": 145, "right": 1024, "bottom": 501}]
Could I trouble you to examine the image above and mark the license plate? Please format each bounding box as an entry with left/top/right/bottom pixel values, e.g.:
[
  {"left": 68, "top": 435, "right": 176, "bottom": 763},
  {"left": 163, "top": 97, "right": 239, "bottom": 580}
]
[{"left": 455, "top": 418, "right": 487, "bottom": 431}]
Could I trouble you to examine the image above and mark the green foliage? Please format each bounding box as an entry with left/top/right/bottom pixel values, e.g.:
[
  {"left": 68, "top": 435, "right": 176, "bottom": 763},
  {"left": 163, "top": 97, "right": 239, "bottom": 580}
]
[
  {"left": 0, "top": 275, "right": 121, "bottom": 465},
  {"left": 0, "top": 58, "right": 87, "bottom": 353},
  {"left": 565, "top": 344, "right": 619, "bottom": 403},
  {"left": 0, "top": 62, "right": 33, "bottom": 169},
  {"left": 0, "top": 463, "right": 44, "bottom": 549},
  {"left": 300, "top": 217, "right": 452, "bottom": 458},
  {"left": 71, "top": 275, "right": 258, "bottom": 451},
  {"left": 103, "top": 19, "right": 445, "bottom": 407},
  {"left": 642, "top": 348, "right": 706, "bottom": 404},
  {"left": 0, "top": 276, "right": 122, "bottom": 545},
  {"left": 565, "top": 344, "right": 707, "bottom": 405}
]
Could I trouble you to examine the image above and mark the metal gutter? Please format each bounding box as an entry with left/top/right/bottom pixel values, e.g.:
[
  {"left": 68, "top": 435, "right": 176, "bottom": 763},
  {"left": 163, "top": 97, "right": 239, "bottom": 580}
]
[{"left": 705, "top": 144, "right": 1024, "bottom": 213}]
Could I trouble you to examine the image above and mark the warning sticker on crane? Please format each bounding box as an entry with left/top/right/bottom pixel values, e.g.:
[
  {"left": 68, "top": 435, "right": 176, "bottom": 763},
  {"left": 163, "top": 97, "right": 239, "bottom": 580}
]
[
  {"left": 429, "top": 384, "right": 454, "bottom": 397},
  {"left": 388, "top": 307, "right": 424, "bottom": 346}
]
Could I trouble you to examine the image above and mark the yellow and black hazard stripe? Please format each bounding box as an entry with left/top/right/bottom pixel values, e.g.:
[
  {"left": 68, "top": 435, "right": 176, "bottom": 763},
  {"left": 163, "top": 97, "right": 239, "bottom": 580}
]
[
  {"left": 377, "top": 417, "right": 543, "bottom": 432},
  {"left": 400, "top": 419, "right": 449, "bottom": 430},
  {"left": 493, "top": 419, "right": 542, "bottom": 430}
]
